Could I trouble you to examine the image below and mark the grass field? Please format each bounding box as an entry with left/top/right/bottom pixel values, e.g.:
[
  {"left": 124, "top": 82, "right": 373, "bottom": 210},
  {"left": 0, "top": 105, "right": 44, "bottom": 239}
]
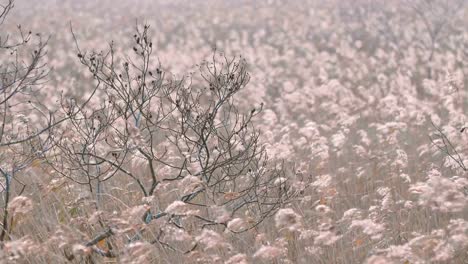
[{"left": 0, "top": 0, "right": 468, "bottom": 263}]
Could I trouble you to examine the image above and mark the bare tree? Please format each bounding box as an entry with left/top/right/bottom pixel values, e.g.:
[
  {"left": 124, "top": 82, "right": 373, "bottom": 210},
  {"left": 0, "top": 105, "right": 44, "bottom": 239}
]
[
  {"left": 47, "top": 24, "right": 301, "bottom": 257},
  {"left": 0, "top": 0, "right": 97, "bottom": 244},
  {"left": 430, "top": 119, "right": 468, "bottom": 172},
  {"left": 0, "top": 0, "right": 53, "bottom": 242}
]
